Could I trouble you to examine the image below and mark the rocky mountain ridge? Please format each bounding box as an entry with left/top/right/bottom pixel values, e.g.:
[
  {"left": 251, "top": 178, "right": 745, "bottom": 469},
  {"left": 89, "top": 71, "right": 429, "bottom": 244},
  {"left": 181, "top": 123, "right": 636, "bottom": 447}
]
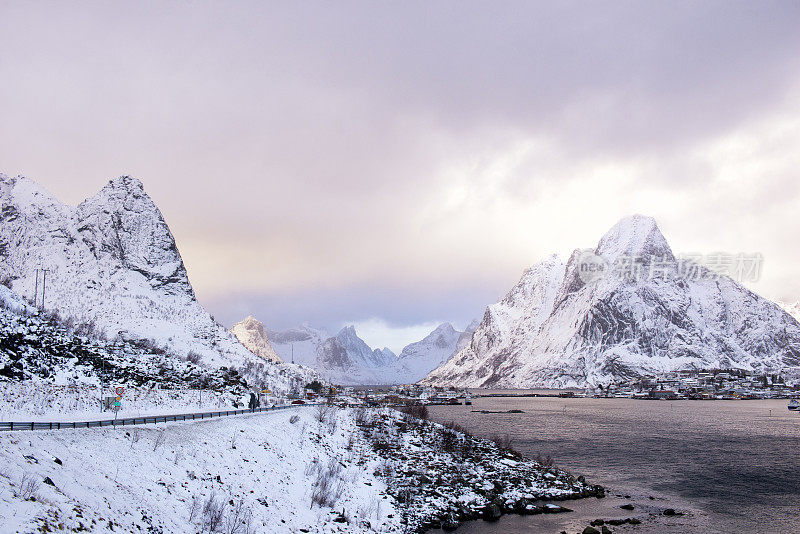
[
  {"left": 266, "top": 321, "right": 471, "bottom": 384},
  {"left": 423, "top": 215, "right": 800, "bottom": 388},
  {"left": 0, "top": 173, "right": 312, "bottom": 393}
]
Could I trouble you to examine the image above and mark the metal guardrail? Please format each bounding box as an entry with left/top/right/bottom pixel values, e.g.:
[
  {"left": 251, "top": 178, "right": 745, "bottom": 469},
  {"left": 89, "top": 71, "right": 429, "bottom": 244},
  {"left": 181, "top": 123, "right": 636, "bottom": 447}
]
[{"left": 0, "top": 403, "right": 305, "bottom": 431}]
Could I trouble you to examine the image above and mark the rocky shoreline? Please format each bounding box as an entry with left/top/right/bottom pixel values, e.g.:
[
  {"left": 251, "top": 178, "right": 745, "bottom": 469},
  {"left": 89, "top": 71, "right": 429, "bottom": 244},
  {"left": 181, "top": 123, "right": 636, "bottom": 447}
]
[{"left": 356, "top": 408, "right": 605, "bottom": 532}]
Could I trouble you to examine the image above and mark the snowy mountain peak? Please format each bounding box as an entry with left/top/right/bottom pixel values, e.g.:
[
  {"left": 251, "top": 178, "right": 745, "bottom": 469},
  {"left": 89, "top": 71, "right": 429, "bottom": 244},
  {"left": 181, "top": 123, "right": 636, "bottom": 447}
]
[
  {"left": 595, "top": 214, "right": 674, "bottom": 262},
  {"left": 0, "top": 173, "right": 312, "bottom": 393},
  {"left": 423, "top": 215, "right": 800, "bottom": 388},
  {"left": 106, "top": 175, "right": 145, "bottom": 192},
  {"left": 230, "top": 316, "right": 283, "bottom": 363},
  {"left": 337, "top": 325, "right": 359, "bottom": 339},
  {"left": 412, "top": 323, "right": 459, "bottom": 351}
]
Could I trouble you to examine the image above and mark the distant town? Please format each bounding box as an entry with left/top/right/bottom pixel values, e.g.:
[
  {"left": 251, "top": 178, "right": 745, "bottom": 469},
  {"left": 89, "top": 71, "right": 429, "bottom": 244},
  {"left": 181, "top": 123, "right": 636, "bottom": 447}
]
[{"left": 288, "top": 369, "right": 800, "bottom": 408}]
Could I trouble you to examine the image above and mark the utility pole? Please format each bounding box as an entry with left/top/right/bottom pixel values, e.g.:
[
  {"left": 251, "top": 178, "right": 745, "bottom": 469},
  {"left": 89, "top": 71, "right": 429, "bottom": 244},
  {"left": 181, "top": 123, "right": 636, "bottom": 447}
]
[
  {"left": 34, "top": 269, "right": 39, "bottom": 307},
  {"left": 291, "top": 343, "right": 294, "bottom": 364},
  {"left": 40, "top": 269, "right": 49, "bottom": 309}
]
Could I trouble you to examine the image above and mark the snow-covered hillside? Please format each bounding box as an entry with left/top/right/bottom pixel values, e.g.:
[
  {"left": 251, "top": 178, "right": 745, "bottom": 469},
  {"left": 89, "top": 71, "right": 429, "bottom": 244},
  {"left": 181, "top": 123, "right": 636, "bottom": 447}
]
[
  {"left": 423, "top": 215, "right": 800, "bottom": 388},
  {"left": 267, "top": 322, "right": 470, "bottom": 385},
  {"left": 230, "top": 316, "right": 282, "bottom": 363},
  {"left": 0, "top": 174, "right": 311, "bottom": 391},
  {"left": 0, "top": 407, "right": 399, "bottom": 533},
  {"left": 0, "top": 286, "right": 244, "bottom": 389}
]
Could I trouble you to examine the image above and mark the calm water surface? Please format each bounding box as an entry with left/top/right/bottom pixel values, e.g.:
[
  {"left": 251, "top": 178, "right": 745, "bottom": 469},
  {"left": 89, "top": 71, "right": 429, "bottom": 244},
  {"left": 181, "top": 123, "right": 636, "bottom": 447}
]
[{"left": 428, "top": 394, "right": 799, "bottom": 533}]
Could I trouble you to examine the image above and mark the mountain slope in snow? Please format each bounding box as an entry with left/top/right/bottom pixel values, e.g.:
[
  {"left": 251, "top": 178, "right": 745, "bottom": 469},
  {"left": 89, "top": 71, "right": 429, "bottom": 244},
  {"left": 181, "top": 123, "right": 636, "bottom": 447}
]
[
  {"left": 423, "top": 215, "right": 800, "bottom": 388},
  {"left": 267, "top": 324, "right": 398, "bottom": 385},
  {"left": 267, "top": 324, "right": 330, "bottom": 366},
  {"left": 779, "top": 302, "right": 800, "bottom": 324},
  {"left": 387, "top": 323, "right": 463, "bottom": 384},
  {"left": 0, "top": 174, "right": 311, "bottom": 392},
  {"left": 0, "top": 285, "right": 249, "bottom": 391},
  {"left": 230, "top": 316, "right": 282, "bottom": 363}
]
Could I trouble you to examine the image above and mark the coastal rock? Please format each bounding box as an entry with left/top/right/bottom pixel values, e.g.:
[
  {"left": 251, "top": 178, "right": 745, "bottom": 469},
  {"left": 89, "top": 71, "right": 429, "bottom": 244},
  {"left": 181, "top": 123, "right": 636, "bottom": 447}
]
[{"left": 481, "top": 502, "right": 502, "bottom": 521}]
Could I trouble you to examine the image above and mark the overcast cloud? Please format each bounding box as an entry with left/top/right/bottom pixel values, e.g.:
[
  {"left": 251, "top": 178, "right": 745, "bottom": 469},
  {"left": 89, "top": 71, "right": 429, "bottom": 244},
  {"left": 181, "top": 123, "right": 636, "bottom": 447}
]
[{"left": 1, "top": 1, "right": 799, "bottom": 349}]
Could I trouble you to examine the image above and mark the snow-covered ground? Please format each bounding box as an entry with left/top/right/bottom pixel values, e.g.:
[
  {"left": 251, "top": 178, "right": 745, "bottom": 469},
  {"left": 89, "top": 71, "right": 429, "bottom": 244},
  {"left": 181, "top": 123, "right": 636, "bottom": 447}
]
[
  {"left": 0, "top": 405, "right": 597, "bottom": 533},
  {"left": 0, "top": 406, "right": 399, "bottom": 533},
  {"left": 0, "top": 383, "right": 241, "bottom": 422}
]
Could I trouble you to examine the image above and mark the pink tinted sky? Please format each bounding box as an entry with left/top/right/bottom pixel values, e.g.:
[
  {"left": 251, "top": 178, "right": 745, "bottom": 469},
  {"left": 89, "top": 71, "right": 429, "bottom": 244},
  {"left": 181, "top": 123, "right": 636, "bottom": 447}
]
[{"left": 1, "top": 1, "right": 799, "bottom": 350}]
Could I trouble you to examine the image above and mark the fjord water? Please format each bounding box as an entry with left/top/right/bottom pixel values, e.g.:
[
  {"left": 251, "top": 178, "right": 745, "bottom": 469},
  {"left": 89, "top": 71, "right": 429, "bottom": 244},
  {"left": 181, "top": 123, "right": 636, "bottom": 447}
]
[{"left": 428, "top": 395, "right": 800, "bottom": 533}]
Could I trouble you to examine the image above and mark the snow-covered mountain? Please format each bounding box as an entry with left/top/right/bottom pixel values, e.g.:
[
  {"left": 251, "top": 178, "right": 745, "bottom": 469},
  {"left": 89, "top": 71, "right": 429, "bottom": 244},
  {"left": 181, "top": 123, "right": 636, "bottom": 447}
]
[
  {"left": 265, "top": 321, "right": 471, "bottom": 385},
  {"left": 423, "top": 215, "right": 800, "bottom": 388},
  {"left": 230, "top": 316, "right": 282, "bottom": 363},
  {"left": 267, "top": 323, "right": 330, "bottom": 366},
  {"left": 453, "top": 319, "right": 480, "bottom": 356},
  {"left": 0, "top": 174, "right": 312, "bottom": 392},
  {"left": 387, "top": 323, "right": 464, "bottom": 384},
  {"left": 266, "top": 323, "right": 397, "bottom": 384}
]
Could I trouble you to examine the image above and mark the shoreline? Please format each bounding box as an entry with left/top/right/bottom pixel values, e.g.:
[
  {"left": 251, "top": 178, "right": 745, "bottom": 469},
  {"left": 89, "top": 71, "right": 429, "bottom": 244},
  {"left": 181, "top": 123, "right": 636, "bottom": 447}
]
[{"left": 369, "top": 408, "right": 605, "bottom": 533}]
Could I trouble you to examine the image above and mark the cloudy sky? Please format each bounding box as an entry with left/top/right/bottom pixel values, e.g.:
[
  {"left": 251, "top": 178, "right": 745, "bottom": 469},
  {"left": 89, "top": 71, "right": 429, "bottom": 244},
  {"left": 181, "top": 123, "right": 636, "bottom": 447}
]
[{"left": 2, "top": 1, "right": 799, "bottom": 352}]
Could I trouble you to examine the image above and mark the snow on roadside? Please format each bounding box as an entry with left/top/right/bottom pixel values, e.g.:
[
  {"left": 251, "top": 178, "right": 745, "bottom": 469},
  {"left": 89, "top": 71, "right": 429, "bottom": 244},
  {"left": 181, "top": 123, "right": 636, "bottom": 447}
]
[
  {"left": 0, "top": 383, "right": 241, "bottom": 422},
  {"left": 0, "top": 406, "right": 399, "bottom": 533}
]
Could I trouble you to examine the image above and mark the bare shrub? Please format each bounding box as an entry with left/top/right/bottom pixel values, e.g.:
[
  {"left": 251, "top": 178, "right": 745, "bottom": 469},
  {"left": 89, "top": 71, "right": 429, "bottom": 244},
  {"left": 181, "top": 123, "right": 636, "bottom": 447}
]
[
  {"left": 354, "top": 407, "right": 369, "bottom": 427},
  {"left": 188, "top": 494, "right": 201, "bottom": 523},
  {"left": 398, "top": 404, "right": 428, "bottom": 420},
  {"left": 491, "top": 433, "right": 514, "bottom": 451},
  {"left": 224, "top": 498, "right": 253, "bottom": 534},
  {"left": 129, "top": 428, "right": 141, "bottom": 448},
  {"left": 0, "top": 275, "right": 12, "bottom": 289},
  {"left": 315, "top": 403, "right": 333, "bottom": 423},
  {"left": 62, "top": 315, "right": 76, "bottom": 331},
  {"left": 442, "top": 420, "right": 469, "bottom": 434},
  {"left": 77, "top": 318, "right": 97, "bottom": 336},
  {"left": 153, "top": 430, "right": 166, "bottom": 452},
  {"left": 310, "top": 459, "right": 344, "bottom": 508},
  {"left": 439, "top": 428, "right": 459, "bottom": 453},
  {"left": 202, "top": 490, "right": 224, "bottom": 532},
  {"left": 17, "top": 472, "right": 40, "bottom": 500},
  {"left": 186, "top": 351, "right": 202, "bottom": 365},
  {"left": 289, "top": 414, "right": 300, "bottom": 425}
]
